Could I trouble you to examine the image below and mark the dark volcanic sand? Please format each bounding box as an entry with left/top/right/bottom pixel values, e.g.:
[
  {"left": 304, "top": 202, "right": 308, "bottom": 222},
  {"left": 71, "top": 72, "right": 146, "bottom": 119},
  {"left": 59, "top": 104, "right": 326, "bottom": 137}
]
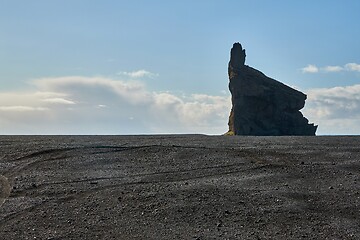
[{"left": 0, "top": 135, "right": 359, "bottom": 239}]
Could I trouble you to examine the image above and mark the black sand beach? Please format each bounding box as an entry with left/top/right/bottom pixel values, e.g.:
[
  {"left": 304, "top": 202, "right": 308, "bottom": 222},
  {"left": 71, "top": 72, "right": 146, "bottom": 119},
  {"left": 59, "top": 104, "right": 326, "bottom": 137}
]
[{"left": 0, "top": 135, "right": 359, "bottom": 239}]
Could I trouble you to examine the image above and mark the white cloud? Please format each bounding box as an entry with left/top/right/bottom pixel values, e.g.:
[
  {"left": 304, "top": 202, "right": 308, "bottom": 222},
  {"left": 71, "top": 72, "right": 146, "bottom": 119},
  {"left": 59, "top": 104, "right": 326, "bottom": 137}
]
[
  {"left": 118, "top": 69, "right": 159, "bottom": 78},
  {"left": 345, "top": 63, "right": 360, "bottom": 72},
  {"left": 302, "top": 84, "right": 360, "bottom": 135},
  {"left": 302, "top": 64, "right": 319, "bottom": 73},
  {"left": 42, "top": 98, "right": 75, "bottom": 105},
  {"left": 302, "top": 63, "right": 360, "bottom": 73},
  {"left": 96, "top": 104, "right": 108, "bottom": 108},
  {"left": 0, "top": 91, "right": 73, "bottom": 113},
  {"left": 0, "top": 76, "right": 231, "bottom": 134},
  {"left": 0, "top": 106, "right": 48, "bottom": 112},
  {"left": 322, "top": 65, "right": 343, "bottom": 72}
]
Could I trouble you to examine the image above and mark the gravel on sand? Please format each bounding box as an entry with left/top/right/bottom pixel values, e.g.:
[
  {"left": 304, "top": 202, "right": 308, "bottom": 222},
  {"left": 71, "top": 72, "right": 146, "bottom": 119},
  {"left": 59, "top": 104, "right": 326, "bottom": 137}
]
[{"left": 0, "top": 135, "right": 359, "bottom": 239}]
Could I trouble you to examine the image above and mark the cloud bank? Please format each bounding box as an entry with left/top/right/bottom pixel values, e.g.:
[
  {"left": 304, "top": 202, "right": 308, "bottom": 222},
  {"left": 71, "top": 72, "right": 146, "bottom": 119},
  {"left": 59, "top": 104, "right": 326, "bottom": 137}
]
[
  {"left": 1, "top": 73, "right": 359, "bottom": 135},
  {"left": 302, "top": 84, "right": 360, "bottom": 135},
  {"left": 0, "top": 76, "right": 230, "bottom": 134}
]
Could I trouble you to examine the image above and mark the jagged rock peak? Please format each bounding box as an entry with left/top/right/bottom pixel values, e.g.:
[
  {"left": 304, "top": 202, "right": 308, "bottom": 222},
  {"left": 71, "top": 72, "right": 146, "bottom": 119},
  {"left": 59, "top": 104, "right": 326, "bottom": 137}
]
[{"left": 230, "top": 42, "right": 246, "bottom": 68}]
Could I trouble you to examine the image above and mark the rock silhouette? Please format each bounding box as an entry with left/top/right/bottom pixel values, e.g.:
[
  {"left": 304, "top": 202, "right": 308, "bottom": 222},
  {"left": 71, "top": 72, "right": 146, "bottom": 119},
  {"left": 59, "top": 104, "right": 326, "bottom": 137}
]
[{"left": 227, "top": 43, "right": 317, "bottom": 136}]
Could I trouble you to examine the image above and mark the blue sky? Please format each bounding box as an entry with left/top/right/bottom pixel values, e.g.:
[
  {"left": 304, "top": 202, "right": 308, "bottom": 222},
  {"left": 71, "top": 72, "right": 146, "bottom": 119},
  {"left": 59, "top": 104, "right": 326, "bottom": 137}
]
[{"left": 1, "top": 0, "right": 360, "bottom": 135}]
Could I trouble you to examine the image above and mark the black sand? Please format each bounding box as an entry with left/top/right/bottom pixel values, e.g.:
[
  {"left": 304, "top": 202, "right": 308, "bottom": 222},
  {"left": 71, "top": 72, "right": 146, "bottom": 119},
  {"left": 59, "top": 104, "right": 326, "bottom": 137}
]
[{"left": 0, "top": 135, "right": 359, "bottom": 239}]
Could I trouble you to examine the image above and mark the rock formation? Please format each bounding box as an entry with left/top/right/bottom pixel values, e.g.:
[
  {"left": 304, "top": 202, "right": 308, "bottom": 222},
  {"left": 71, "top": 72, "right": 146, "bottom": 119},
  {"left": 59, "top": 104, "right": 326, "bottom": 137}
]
[{"left": 227, "top": 43, "right": 317, "bottom": 136}]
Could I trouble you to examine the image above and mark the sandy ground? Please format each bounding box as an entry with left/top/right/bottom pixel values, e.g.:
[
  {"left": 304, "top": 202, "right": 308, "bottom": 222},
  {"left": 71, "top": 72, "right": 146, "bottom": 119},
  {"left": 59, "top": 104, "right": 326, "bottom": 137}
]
[{"left": 0, "top": 135, "right": 359, "bottom": 239}]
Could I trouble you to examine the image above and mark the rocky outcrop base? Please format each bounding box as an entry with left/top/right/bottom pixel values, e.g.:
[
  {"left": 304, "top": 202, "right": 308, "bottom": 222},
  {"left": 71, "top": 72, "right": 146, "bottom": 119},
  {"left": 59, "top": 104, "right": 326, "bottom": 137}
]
[{"left": 227, "top": 43, "right": 317, "bottom": 136}]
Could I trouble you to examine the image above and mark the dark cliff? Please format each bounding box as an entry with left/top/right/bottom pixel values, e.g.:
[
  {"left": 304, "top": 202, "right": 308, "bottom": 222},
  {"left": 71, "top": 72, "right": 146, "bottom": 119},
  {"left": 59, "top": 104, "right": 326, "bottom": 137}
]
[{"left": 227, "top": 42, "right": 317, "bottom": 136}]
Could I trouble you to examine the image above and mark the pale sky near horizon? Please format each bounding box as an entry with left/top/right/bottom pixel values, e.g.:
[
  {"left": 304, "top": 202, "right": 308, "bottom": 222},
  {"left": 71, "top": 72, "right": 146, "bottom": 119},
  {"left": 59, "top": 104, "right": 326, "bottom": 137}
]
[{"left": 1, "top": 0, "right": 360, "bottom": 135}]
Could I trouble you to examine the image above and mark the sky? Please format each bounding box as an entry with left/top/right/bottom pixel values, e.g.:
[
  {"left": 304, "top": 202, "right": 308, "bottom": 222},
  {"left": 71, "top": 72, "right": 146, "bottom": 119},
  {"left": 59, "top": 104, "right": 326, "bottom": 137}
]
[{"left": 1, "top": 0, "right": 360, "bottom": 135}]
